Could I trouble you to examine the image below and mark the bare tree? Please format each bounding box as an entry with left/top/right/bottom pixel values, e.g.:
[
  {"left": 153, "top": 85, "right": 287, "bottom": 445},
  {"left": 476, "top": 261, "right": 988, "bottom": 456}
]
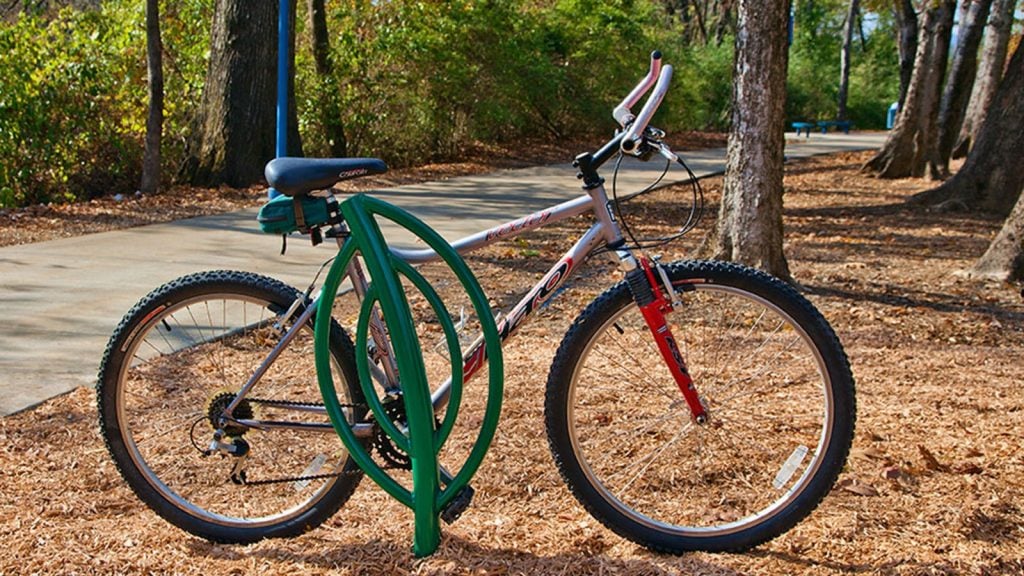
[
  {"left": 953, "top": 0, "right": 1016, "bottom": 158},
  {"left": 180, "top": 0, "right": 301, "bottom": 187},
  {"left": 838, "top": 0, "right": 860, "bottom": 121},
  {"left": 307, "top": 0, "right": 346, "bottom": 157},
  {"left": 970, "top": 190, "right": 1024, "bottom": 281},
  {"left": 933, "top": 0, "right": 994, "bottom": 175},
  {"left": 910, "top": 43, "right": 1024, "bottom": 215},
  {"left": 662, "top": 0, "right": 735, "bottom": 45},
  {"left": 714, "top": 0, "right": 791, "bottom": 280},
  {"left": 863, "top": 0, "right": 954, "bottom": 179},
  {"left": 139, "top": 0, "right": 162, "bottom": 195},
  {"left": 894, "top": 0, "right": 918, "bottom": 108}
]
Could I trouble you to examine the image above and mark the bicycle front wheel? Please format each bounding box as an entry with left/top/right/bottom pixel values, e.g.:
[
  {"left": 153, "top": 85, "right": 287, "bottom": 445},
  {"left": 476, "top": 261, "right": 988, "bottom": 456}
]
[
  {"left": 545, "top": 260, "right": 855, "bottom": 553},
  {"left": 97, "top": 270, "right": 365, "bottom": 543}
]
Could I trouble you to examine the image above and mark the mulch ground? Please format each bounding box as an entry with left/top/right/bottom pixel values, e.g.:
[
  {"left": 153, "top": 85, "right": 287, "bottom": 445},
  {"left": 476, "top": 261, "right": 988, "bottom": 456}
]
[{"left": 1, "top": 147, "right": 1023, "bottom": 575}]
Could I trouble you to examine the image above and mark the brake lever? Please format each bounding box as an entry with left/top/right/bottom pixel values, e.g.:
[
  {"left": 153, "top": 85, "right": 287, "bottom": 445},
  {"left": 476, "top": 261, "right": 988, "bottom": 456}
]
[{"left": 657, "top": 142, "right": 678, "bottom": 163}]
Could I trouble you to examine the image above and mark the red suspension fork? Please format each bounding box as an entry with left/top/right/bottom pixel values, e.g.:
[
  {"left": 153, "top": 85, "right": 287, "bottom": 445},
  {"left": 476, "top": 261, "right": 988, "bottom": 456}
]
[{"left": 628, "top": 258, "right": 707, "bottom": 423}]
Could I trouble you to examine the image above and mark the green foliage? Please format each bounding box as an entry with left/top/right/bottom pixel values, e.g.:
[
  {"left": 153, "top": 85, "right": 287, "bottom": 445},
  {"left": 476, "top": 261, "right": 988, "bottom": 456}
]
[
  {"left": 0, "top": 6, "right": 142, "bottom": 206},
  {"left": 0, "top": 0, "right": 211, "bottom": 208},
  {"left": 0, "top": 0, "right": 902, "bottom": 208},
  {"left": 786, "top": 0, "right": 900, "bottom": 128},
  {"left": 846, "top": 21, "right": 901, "bottom": 128},
  {"left": 673, "top": 39, "right": 734, "bottom": 130},
  {"left": 294, "top": 0, "right": 696, "bottom": 164}
]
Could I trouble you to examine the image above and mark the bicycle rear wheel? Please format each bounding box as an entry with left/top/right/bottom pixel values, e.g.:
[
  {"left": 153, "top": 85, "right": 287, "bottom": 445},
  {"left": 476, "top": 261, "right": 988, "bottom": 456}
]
[
  {"left": 97, "top": 270, "right": 365, "bottom": 543},
  {"left": 545, "top": 260, "right": 854, "bottom": 553}
]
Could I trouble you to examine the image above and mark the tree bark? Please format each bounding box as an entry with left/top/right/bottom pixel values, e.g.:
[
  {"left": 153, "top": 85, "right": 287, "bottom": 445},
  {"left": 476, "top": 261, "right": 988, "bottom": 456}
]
[
  {"left": 894, "top": 0, "right": 918, "bottom": 108},
  {"left": 139, "top": 0, "right": 162, "bottom": 195},
  {"left": 307, "top": 0, "right": 347, "bottom": 157},
  {"left": 714, "top": 0, "right": 791, "bottom": 280},
  {"left": 933, "top": 0, "right": 993, "bottom": 174},
  {"left": 953, "top": 0, "right": 1016, "bottom": 158},
  {"left": 910, "top": 44, "right": 1024, "bottom": 216},
  {"left": 863, "top": 0, "right": 954, "bottom": 179},
  {"left": 838, "top": 0, "right": 860, "bottom": 121},
  {"left": 970, "top": 188, "right": 1024, "bottom": 281},
  {"left": 180, "top": 0, "right": 302, "bottom": 187}
]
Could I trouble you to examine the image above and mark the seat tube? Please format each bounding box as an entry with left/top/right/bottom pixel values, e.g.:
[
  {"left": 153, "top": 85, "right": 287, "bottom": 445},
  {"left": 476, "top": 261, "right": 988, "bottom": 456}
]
[{"left": 345, "top": 254, "right": 400, "bottom": 389}]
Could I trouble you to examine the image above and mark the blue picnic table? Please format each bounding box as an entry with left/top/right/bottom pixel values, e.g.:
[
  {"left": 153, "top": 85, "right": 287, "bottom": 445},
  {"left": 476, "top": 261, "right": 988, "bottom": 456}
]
[
  {"left": 817, "top": 120, "right": 852, "bottom": 134},
  {"left": 792, "top": 122, "right": 815, "bottom": 137}
]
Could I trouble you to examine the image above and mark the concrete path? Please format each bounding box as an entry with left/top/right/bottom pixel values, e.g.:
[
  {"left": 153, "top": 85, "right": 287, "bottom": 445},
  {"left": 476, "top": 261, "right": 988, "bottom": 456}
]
[{"left": 0, "top": 132, "right": 885, "bottom": 415}]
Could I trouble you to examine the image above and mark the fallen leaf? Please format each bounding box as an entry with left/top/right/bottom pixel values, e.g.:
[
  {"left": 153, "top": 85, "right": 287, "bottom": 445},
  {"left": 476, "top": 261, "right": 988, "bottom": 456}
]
[
  {"left": 852, "top": 447, "right": 887, "bottom": 460},
  {"left": 843, "top": 481, "right": 879, "bottom": 497},
  {"left": 918, "top": 445, "right": 950, "bottom": 472},
  {"left": 881, "top": 466, "right": 902, "bottom": 480},
  {"left": 955, "top": 463, "right": 984, "bottom": 475}
]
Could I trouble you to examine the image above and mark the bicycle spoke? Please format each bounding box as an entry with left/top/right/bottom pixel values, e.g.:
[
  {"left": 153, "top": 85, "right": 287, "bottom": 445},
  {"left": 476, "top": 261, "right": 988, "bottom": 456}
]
[
  {"left": 549, "top": 262, "right": 852, "bottom": 551},
  {"left": 582, "top": 343, "right": 679, "bottom": 403},
  {"left": 610, "top": 421, "right": 694, "bottom": 496},
  {"left": 706, "top": 333, "right": 808, "bottom": 397},
  {"left": 131, "top": 412, "right": 204, "bottom": 448}
]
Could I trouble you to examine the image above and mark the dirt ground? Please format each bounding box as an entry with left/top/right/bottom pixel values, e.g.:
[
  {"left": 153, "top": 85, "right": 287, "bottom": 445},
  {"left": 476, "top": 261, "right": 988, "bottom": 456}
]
[{"left": 1, "top": 147, "right": 1023, "bottom": 575}]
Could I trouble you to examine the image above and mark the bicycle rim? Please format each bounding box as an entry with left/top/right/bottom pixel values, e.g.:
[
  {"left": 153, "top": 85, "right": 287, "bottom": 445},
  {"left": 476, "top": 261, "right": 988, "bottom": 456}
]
[
  {"left": 565, "top": 279, "right": 836, "bottom": 540},
  {"left": 112, "top": 290, "right": 356, "bottom": 529}
]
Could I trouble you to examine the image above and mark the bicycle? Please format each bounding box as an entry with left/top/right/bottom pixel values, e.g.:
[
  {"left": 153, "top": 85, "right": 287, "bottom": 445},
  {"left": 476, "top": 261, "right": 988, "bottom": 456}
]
[{"left": 97, "top": 51, "right": 855, "bottom": 555}]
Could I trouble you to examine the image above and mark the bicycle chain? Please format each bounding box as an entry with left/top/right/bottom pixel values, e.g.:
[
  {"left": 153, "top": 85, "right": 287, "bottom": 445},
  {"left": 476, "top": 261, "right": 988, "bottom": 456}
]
[{"left": 222, "top": 397, "right": 409, "bottom": 486}]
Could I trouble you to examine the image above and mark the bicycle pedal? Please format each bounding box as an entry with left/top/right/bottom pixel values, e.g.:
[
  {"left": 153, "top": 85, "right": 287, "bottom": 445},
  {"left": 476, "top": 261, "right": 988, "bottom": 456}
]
[{"left": 440, "top": 485, "right": 474, "bottom": 525}]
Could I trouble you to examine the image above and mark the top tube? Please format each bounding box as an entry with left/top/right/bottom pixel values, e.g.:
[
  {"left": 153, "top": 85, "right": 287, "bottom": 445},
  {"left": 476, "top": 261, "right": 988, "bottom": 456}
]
[{"left": 388, "top": 141, "right": 627, "bottom": 265}]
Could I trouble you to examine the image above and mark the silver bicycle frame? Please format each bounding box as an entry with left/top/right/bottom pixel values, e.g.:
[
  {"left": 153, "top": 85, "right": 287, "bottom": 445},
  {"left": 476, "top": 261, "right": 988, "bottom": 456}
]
[
  {"left": 367, "top": 181, "right": 626, "bottom": 411},
  {"left": 225, "top": 180, "right": 629, "bottom": 432}
]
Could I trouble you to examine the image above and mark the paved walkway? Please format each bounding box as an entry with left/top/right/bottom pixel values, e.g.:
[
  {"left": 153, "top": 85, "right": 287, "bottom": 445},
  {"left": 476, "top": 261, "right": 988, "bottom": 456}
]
[{"left": 0, "top": 132, "right": 885, "bottom": 415}]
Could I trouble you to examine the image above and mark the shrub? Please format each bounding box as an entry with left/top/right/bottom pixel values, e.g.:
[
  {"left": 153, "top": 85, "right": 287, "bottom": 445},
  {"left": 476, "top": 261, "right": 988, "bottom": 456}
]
[
  {"left": 0, "top": 8, "right": 142, "bottom": 206},
  {"left": 0, "top": 0, "right": 210, "bottom": 208}
]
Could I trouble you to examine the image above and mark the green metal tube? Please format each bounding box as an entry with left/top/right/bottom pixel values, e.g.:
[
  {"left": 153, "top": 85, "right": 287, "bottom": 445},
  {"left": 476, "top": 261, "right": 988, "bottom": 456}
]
[
  {"left": 313, "top": 193, "right": 503, "bottom": 556},
  {"left": 340, "top": 196, "right": 440, "bottom": 556}
]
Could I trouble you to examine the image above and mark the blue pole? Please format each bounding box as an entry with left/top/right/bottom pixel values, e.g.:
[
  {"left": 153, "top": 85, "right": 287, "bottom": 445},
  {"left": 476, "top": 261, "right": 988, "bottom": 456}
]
[
  {"left": 271, "top": 0, "right": 289, "bottom": 198},
  {"left": 276, "top": 0, "right": 288, "bottom": 158}
]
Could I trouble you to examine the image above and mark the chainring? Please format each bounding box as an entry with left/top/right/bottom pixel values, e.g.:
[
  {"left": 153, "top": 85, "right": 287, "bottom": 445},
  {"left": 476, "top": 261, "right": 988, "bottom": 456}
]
[{"left": 373, "top": 396, "right": 413, "bottom": 470}]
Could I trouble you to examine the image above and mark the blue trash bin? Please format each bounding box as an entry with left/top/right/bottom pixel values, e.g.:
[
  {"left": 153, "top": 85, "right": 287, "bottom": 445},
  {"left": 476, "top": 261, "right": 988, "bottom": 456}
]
[{"left": 887, "top": 102, "right": 899, "bottom": 129}]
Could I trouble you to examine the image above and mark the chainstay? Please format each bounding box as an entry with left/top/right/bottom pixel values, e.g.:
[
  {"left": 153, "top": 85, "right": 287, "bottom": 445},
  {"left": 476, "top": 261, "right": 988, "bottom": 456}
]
[
  {"left": 228, "top": 398, "right": 409, "bottom": 486},
  {"left": 240, "top": 469, "right": 362, "bottom": 486},
  {"left": 244, "top": 397, "right": 368, "bottom": 411}
]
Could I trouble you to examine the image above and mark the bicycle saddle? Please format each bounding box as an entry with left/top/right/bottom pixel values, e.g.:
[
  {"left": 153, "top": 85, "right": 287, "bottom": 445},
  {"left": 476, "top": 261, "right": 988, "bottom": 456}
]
[{"left": 265, "top": 157, "right": 388, "bottom": 197}]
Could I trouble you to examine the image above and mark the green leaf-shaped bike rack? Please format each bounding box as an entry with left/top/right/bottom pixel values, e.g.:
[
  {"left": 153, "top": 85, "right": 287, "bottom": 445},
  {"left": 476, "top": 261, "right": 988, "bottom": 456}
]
[{"left": 313, "top": 194, "right": 503, "bottom": 557}]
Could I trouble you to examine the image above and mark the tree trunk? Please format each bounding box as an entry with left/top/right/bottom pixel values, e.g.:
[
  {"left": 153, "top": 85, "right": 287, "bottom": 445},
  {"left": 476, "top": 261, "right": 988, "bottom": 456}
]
[
  {"left": 863, "top": 0, "right": 954, "bottom": 179},
  {"left": 307, "top": 0, "right": 347, "bottom": 157},
  {"left": 933, "top": 0, "right": 993, "bottom": 174},
  {"left": 693, "top": 0, "right": 710, "bottom": 45},
  {"left": 838, "top": 0, "right": 860, "bottom": 121},
  {"left": 713, "top": 0, "right": 735, "bottom": 45},
  {"left": 139, "top": 0, "right": 162, "bottom": 195},
  {"left": 970, "top": 189, "right": 1024, "bottom": 281},
  {"left": 180, "top": 0, "right": 302, "bottom": 187},
  {"left": 714, "top": 0, "right": 791, "bottom": 281},
  {"left": 894, "top": 0, "right": 918, "bottom": 108},
  {"left": 910, "top": 44, "right": 1024, "bottom": 216},
  {"left": 953, "top": 0, "right": 1016, "bottom": 158}
]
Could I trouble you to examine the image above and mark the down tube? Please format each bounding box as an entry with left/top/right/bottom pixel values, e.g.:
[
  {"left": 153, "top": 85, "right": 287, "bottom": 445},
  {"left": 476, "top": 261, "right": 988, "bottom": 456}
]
[{"left": 432, "top": 222, "right": 607, "bottom": 409}]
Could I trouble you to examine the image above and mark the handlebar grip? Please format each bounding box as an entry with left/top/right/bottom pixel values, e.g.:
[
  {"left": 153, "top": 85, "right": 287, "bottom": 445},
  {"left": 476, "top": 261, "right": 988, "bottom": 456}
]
[
  {"left": 613, "top": 51, "right": 663, "bottom": 128},
  {"left": 620, "top": 64, "right": 673, "bottom": 153}
]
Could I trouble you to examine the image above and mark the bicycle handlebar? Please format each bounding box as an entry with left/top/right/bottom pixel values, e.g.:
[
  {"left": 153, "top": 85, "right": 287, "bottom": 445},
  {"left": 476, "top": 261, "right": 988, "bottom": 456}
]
[
  {"left": 619, "top": 63, "right": 673, "bottom": 154},
  {"left": 612, "top": 51, "right": 662, "bottom": 128}
]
